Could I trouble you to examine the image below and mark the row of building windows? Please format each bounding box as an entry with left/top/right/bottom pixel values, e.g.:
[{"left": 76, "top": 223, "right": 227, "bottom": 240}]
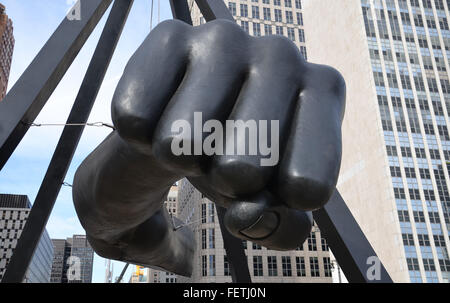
[
  {"left": 201, "top": 255, "right": 331, "bottom": 278},
  {"left": 238, "top": 20, "right": 305, "bottom": 41},
  {"left": 230, "top": 0, "right": 302, "bottom": 10},
  {"left": 229, "top": 2, "right": 304, "bottom": 25},
  {"left": 201, "top": 229, "right": 329, "bottom": 252}
]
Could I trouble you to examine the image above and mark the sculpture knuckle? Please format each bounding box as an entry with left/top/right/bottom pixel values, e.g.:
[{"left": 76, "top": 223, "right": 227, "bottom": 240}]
[
  {"left": 151, "top": 19, "right": 191, "bottom": 49},
  {"left": 284, "top": 174, "right": 333, "bottom": 211},
  {"left": 265, "top": 35, "right": 302, "bottom": 63},
  {"left": 198, "top": 19, "right": 248, "bottom": 46}
]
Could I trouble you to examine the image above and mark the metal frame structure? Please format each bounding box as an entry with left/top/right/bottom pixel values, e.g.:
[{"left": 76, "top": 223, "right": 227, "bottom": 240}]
[{"left": 0, "top": 0, "right": 392, "bottom": 283}]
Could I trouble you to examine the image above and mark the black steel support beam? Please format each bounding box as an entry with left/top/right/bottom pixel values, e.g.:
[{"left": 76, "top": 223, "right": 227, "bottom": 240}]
[
  {"left": 0, "top": 0, "right": 113, "bottom": 171},
  {"left": 313, "top": 190, "right": 393, "bottom": 283},
  {"left": 194, "top": 0, "right": 234, "bottom": 22},
  {"left": 169, "top": 0, "right": 193, "bottom": 24},
  {"left": 217, "top": 207, "right": 252, "bottom": 283},
  {"left": 1, "top": 0, "right": 134, "bottom": 283}
]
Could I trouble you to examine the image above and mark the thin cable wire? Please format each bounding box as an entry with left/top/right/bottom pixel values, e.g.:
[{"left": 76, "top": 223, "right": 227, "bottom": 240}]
[
  {"left": 172, "top": 213, "right": 216, "bottom": 231},
  {"left": 27, "top": 121, "right": 116, "bottom": 130}
]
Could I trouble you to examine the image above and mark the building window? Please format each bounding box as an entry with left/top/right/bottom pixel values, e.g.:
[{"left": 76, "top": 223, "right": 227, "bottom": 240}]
[
  {"left": 263, "top": 7, "right": 271, "bottom": 21},
  {"left": 240, "top": 4, "right": 248, "bottom": 17},
  {"left": 253, "top": 22, "right": 261, "bottom": 36},
  {"left": 323, "top": 257, "right": 332, "bottom": 277},
  {"left": 310, "top": 257, "right": 320, "bottom": 277},
  {"left": 252, "top": 6, "right": 260, "bottom": 19},
  {"left": 307, "top": 232, "right": 317, "bottom": 251},
  {"left": 298, "top": 28, "right": 305, "bottom": 42},
  {"left": 282, "top": 256, "right": 292, "bottom": 276},
  {"left": 208, "top": 203, "right": 215, "bottom": 223},
  {"left": 201, "top": 203, "right": 206, "bottom": 223},
  {"left": 296, "top": 12, "right": 303, "bottom": 25},
  {"left": 209, "top": 255, "right": 216, "bottom": 276},
  {"left": 202, "top": 255, "right": 207, "bottom": 276},
  {"left": 241, "top": 21, "right": 249, "bottom": 33},
  {"left": 321, "top": 238, "right": 329, "bottom": 251},
  {"left": 208, "top": 228, "right": 215, "bottom": 249},
  {"left": 276, "top": 26, "right": 284, "bottom": 35},
  {"left": 287, "top": 28, "right": 295, "bottom": 41},
  {"left": 286, "top": 11, "right": 293, "bottom": 24},
  {"left": 228, "top": 2, "right": 237, "bottom": 16},
  {"left": 253, "top": 256, "right": 263, "bottom": 276},
  {"left": 264, "top": 24, "right": 273, "bottom": 36},
  {"left": 268, "top": 256, "right": 278, "bottom": 276},
  {"left": 295, "top": 0, "right": 302, "bottom": 9},
  {"left": 300, "top": 46, "right": 307, "bottom": 60},
  {"left": 201, "top": 229, "right": 207, "bottom": 249},
  {"left": 252, "top": 242, "right": 262, "bottom": 250},
  {"left": 296, "top": 257, "right": 306, "bottom": 276},
  {"left": 274, "top": 9, "right": 282, "bottom": 22},
  {"left": 224, "top": 255, "right": 231, "bottom": 276}
]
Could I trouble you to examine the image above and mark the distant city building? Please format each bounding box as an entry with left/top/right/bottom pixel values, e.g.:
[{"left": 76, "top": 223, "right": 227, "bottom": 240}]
[
  {"left": 303, "top": 0, "right": 450, "bottom": 283},
  {"left": 0, "top": 194, "right": 54, "bottom": 283},
  {"left": 50, "top": 235, "right": 94, "bottom": 283},
  {"left": 105, "top": 259, "right": 113, "bottom": 283},
  {"left": 176, "top": 179, "right": 332, "bottom": 283},
  {"left": 0, "top": 3, "right": 14, "bottom": 101},
  {"left": 129, "top": 265, "right": 148, "bottom": 283}
]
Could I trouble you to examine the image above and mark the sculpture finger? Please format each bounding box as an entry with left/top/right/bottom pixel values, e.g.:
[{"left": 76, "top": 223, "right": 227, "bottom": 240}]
[{"left": 275, "top": 63, "right": 346, "bottom": 211}]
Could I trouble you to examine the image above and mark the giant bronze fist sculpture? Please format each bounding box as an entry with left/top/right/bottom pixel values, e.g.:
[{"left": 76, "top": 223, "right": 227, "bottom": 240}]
[{"left": 73, "top": 20, "right": 346, "bottom": 276}]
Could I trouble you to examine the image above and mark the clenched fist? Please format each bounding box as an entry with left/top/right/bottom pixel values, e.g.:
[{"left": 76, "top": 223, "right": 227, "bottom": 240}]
[{"left": 73, "top": 19, "right": 346, "bottom": 276}]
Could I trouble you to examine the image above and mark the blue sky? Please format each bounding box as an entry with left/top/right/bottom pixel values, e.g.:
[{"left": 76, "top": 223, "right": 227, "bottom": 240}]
[{"left": 0, "top": 0, "right": 175, "bottom": 283}]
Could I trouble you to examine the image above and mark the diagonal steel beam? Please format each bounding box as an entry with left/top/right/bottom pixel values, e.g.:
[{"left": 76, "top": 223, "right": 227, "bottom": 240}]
[
  {"left": 169, "top": 0, "right": 193, "bottom": 24},
  {"left": 313, "top": 191, "right": 393, "bottom": 282},
  {"left": 194, "top": 0, "right": 234, "bottom": 21},
  {"left": 0, "top": 0, "right": 113, "bottom": 171},
  {"left": 1, "top": 0, "right": 134, "bottom": 283}
]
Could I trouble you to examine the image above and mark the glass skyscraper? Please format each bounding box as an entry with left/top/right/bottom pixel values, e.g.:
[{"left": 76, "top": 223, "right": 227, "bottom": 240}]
[{"left": 303, "top": 0, "right": 450, "bottom": 282}]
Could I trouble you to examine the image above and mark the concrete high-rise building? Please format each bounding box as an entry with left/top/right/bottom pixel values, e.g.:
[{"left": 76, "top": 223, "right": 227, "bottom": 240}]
[
  {"left": 147, "top": 185, "right": 179, "bottom": 283},
  {"left": 50, "top": 235, "right": 94, "bottom": 283},
  {"left": 0, "top": 3, "right": 14, "bottom": 101},
  {"left": 176, "top": 179, "right": 332, "bottom": 283},
  {"left": 0, "top": 194, "right": 54, "bottom": 283},
  {"left": 188, "top": 0, "right": 307, "bottom": 59},
  {"left": 303, "top": 0, "right": 450, "bottom": 283}
]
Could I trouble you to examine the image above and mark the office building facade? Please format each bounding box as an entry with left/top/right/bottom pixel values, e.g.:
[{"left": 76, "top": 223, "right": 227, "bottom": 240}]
[
  {"left": 0, "top": 3, "right": 14, "bottom": 101},
  {"left": 50, "top": 235, "right": 94, "bottom": 283},
  {"left": 176, "top": 179, "right": 332, "bottom": 283},
  {"left": 0, "top": 194, "right": 54, "bottom": 283},
  {"left": 303, "top": 0, "right": 450, "bottom": 282}
]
